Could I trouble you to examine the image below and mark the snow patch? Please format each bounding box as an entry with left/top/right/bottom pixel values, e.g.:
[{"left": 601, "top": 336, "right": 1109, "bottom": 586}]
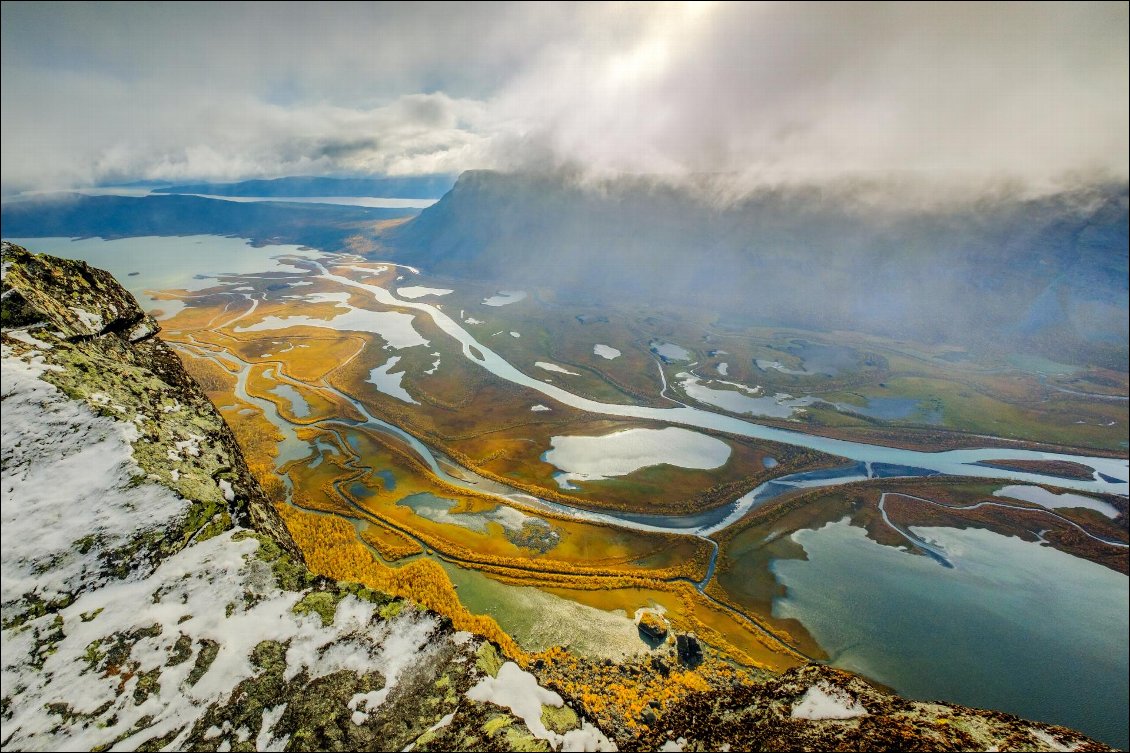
[
  {"left": 218, "top": 479, "right": 235, "bottom": 502},
  {"left": 257, "top": 704, "right": 289, "bottom": 752},
  {"left": 5, "top": 328, "right": 54, "bottom": 349},
  {"left": 2, "top": 351, "right": 190, "bottom": 613},
  {"left": 1028, "top": 728, "right": 1083, "bottom": 751},
  {"left": 791, "top": 682, "right": 868, "bottom": 720},
  {"left": 128, "top": 320, "right": 156, "bottom": 341},
  {"left": 467, "top": 662, "right": 562, "bottom": 739},
  {"left": 71, "top": 307, "right": 104, "bottom": 333},
  {"left": 466, "top": 662, "right": 617, "bottom": 750}
]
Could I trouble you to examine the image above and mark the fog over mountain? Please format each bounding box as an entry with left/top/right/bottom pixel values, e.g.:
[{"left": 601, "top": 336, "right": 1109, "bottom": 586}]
[{"left": 385, "top": 170, "right": 1129, "bottom": 365}]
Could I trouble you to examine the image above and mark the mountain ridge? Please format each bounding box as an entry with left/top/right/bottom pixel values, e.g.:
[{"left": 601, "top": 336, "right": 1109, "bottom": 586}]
[{"left": 383, "top": 171, "right": 1129, "bottom": 367}]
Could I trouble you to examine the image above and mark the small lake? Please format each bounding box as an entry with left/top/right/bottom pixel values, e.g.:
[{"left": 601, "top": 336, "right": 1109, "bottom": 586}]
[
  {"left": 593, "top": 344, "right": 621, "bottom": 360},
  {"left": 783, "top": 340, "right": 862, "bottom": 376},
  {"left": 829, "top": 396, "right": 943, "bottom": 424},
  {"left": 772, "top": 521, "right": 1129, "bottom": 749},
  {"left": 435, "top": 560, "right": 646, "bottom": 659},
  {"left": 649, "top": 340, "right": 691, "bottom": 361},
  {"left": 237, "top": 304, "right": 429, "bottom": 350},
  {"left": 535, "top": 361, "right": 580, "bottom": 376},
  {"left": 543, "top": 426, "right": 731, "bottom": 488},
  {"left": 756, "top": 358, "right": 811, "bottom": 375},
  {"left": 367, "top": 356, "right": 417, "bottom": 404}
]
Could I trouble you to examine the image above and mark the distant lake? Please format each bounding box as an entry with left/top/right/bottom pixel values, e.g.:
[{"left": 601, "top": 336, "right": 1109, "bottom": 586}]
[
  {"left": 4, "top": 235, "right": 318, "bottom": 319},
  {"left": 773, "top": 521, "right": 1129, "bottom": 749},
  {"left": 4, "top": 187, "right": 436, "bottom": 209}
]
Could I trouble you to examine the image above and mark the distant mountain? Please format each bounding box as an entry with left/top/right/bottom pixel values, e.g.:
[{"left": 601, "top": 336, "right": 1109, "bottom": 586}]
[
  {"left": 152, "top": 174, "right": 456, "bottom": 199},
  {"left": 385, "top": 171, "right": 1129, "bottom": 366},
  {"left": 0, "top": 192, "right": 418, "bottom": 250}
]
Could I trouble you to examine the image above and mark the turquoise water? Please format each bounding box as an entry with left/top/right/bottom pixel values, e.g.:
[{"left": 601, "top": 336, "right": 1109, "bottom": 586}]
[{"left": 772, "top": 521, "right": 1129, "bottom": 748}]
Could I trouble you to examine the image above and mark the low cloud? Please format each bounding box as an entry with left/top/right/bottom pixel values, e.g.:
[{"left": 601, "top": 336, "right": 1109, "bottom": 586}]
[{"left": 2, "top": 2, "right": 1126, "bottom": 194}]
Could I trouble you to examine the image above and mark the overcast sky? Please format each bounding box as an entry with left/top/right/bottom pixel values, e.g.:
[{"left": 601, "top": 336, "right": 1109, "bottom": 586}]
[{"left": 1, "top": 1, "right": 1126, "bottom": 193}]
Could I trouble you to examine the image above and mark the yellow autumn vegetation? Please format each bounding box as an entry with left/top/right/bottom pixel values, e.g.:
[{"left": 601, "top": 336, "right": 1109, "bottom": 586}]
[
  {"left": 277, "top": 503, "right": 521, "bottom": 658},
  {"left": 532, "top": 645, "right": 743, "bottom": 733},
  {"left": 359, "top": 522, "right": 423, "bottom": 561}
]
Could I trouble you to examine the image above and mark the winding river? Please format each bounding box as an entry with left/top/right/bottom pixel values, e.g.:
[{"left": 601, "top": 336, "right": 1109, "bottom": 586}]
[
  {"left": 14, "top": 235, "right": 1126, "bottom": 530},
  {"left": 14, "top": 234, "right": 1126, "bottom": 748}
]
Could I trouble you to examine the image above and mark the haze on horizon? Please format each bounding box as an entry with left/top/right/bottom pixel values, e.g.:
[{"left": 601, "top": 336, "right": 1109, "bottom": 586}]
[{"left": 1, "top": 1, "right": 1126, "bottom": 197}]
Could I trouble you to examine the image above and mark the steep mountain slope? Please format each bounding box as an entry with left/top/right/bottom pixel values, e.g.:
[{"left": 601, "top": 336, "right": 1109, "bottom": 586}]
[
  {"left": 384, "top": 171, "right": 1129, "bottom": 366},
  {"left": 0, "top": 243, "right": 1112, "bottom": 751}
]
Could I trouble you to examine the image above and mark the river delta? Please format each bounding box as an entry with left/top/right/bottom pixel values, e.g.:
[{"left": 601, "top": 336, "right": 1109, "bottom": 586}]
[{"left": 13, "top": 234, "right": 1128, "bottom": 748}]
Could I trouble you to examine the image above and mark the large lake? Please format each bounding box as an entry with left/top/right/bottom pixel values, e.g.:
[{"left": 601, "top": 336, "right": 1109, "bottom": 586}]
[{"left": 772, "top": 521, "right": 1129, "bottom": 749}]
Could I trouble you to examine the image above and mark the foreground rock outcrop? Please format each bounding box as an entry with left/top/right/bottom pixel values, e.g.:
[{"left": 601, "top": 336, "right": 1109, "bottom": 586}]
[{"left": 0, "top": 243, "right": 1113, "bottom": 751}]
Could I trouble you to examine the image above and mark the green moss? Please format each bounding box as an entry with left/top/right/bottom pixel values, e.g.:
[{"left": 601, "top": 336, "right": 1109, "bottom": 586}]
[
  {"left": 195, "top": 512, "right": 232, "bottom": 543},
  {"left": 412, "top": 728, "right": 440, "bottom": 749},
  {"left": 292, "top": 591, "right": 341, "bottom": 627},
  {"left": 250, "top": 640, "right": 288, "bottom": 674},
  {"left": 3, "top": 592, "right": 74, "bottom": 630},
  {"left": 341, "top": 581, "right": 395, "bottom": 608},
  {"left": 271, "top": 557, "right": 312, "bottom": 591},
  {"left": 378, "top": 600, "right": 404, "bottom": 621},
  {"left": 540, "top": 704, "right": 579, "bottom": 734},
  {"left": 166, "top": 634, "right": 193, "bottom": 667},
  {"left": 186, "top": 639, "right": 219, "bottom": 687},
  {"left": 481, "top": 715, "right": 512, "bottom": 735},
  {"left": 250, "top": 534, "right": 283, "bottom": 562},
  {"left": 83, "top": 639, "right": 107, "bottom": 671},
  {"left": 132, "top": 668, "right": 161, "bottom": 705},
  {"left": 475, "top": 642, "right": 503, "bottom": 678},
  {"left": 503, "top": 728, "right": 551, "bottom": 752},
  {"left": 73, "top": 535, "right": 99, "bottom": 555}
]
